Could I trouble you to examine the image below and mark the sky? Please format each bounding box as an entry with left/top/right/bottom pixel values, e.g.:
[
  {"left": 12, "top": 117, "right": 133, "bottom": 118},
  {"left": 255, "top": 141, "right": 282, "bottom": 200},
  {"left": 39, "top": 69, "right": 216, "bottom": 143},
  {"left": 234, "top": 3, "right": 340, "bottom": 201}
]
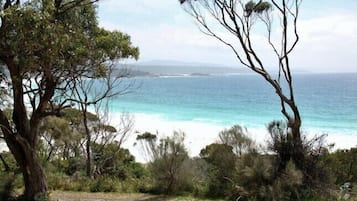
[{"left": 98, "top": 0, "right": 357, "bottom": 73}]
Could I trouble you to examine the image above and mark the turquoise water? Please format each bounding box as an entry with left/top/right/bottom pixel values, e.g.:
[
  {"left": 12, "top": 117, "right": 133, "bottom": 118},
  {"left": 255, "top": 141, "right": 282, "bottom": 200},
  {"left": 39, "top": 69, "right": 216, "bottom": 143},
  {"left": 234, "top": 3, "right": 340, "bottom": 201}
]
[{"left": 110, "top": 73, "right": 357, "bottom": 135}]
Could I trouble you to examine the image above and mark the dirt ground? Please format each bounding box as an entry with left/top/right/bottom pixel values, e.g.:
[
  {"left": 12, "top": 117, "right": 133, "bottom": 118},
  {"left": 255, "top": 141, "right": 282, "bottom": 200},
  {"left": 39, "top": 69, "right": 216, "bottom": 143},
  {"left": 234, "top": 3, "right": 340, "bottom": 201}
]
[{"left": 50, "top": 191, "right": 171, "bottom": 201}]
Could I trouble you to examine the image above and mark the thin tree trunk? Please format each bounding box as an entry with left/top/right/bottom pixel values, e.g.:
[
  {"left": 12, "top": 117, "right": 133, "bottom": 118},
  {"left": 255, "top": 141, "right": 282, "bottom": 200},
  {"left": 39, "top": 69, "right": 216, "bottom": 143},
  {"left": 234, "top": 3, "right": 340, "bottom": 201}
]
[
  {"left": 82, "top": 104, "right": 92, "bottom": 178},
  {"left": 86, "top": 130, "right": 92, "bottom": 177}
]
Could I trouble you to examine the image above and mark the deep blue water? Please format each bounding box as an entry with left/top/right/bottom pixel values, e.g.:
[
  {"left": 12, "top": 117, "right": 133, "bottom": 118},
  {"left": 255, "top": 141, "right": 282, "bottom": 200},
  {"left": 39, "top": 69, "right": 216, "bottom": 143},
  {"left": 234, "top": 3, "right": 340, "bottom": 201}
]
[{"left": 110, "top": 73, "right": 357, "bottom": 134}]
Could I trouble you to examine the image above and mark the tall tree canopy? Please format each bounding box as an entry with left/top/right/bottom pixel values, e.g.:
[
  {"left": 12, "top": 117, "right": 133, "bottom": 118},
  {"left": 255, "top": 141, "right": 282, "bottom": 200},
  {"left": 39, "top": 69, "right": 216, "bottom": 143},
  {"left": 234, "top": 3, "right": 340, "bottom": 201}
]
[{"left": 0, "top": 0, "right": 138, "bottom": 200}]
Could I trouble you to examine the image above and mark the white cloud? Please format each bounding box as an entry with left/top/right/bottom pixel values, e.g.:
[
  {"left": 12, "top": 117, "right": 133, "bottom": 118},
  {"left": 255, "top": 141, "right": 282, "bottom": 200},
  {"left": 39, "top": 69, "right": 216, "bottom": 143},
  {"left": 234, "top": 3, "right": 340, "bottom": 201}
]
[
  {"left": 98, "top": 1, "right": 357, "bottom": 72},
  {"left": 293, "top": 12, "right": 357, "bottom": 72},
  {"left": 125, "top": 24, "right": 236, "bottom": 64}
]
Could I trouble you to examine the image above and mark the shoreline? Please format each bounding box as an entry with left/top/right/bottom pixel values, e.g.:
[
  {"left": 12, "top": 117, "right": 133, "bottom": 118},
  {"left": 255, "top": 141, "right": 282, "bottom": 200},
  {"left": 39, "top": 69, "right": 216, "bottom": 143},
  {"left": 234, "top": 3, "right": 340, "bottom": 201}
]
[
  {"left": 1, "top": 112, "right": 355, "bottom": 163},
  {"left": 112, "top": 112, "right": 357, "bottom": 163}
]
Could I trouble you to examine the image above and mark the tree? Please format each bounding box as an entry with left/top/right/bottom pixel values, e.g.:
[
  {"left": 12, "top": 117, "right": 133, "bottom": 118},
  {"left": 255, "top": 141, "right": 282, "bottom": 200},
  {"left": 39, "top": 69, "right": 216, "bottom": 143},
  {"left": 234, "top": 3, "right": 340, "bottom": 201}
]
[
  {"left": 61, "top": 30, "right": 137, "bottom": 177},
  {"left": 180, "top": 0, "right": 304, "bottom": 170},
  {"left": 92, "top": 143, "right": 136, "bottom": 179},
  {"left": 136, "top": 132, "right": 159, "bottom": 161},
  {"left": 219, "top": 125, "right": 254, "bottom": 157},
  {"left": 38, "top": 108, "right": 97, "bottom": 164},
  {"left": 137, "top": 132, "right": 189, "bottom": 194},
  {"left": 0, "top": 0, "right": 138, "bottom": 200},
  {"left": 200, "top": 143, "right": 236, "bottom": 197},
  {"left": 38, "top": 107, "right": 133, "bottom": 177},
  {"left": 91, "top": 112, "right": 134, "bottom": 177},
  {"left": 267, "top": 121, "right": 335, "bottom": 198}
]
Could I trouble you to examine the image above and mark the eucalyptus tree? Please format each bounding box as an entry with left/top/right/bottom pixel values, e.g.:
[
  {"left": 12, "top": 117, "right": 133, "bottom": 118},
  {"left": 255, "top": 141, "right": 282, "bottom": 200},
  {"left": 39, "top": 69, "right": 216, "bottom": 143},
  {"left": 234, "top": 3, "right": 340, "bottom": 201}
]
[
  {"left": 0, "top": 0, "right": 138, "bottom": 200},
  {"left": 60, "top": 30, "right": 137, "bottom": 177},
  {"left": 136, "top": 132, "right": 189, "bottom": 194},
  {"left": 180, "top": 0, "right": 304, "bottom": 170}
]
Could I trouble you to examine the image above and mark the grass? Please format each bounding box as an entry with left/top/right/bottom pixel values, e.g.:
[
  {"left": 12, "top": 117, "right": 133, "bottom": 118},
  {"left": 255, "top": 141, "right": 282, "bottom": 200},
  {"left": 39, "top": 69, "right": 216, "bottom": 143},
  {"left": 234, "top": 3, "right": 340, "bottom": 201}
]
[{"left": 50, "top": 191, "right": 226, "bottom": 201}]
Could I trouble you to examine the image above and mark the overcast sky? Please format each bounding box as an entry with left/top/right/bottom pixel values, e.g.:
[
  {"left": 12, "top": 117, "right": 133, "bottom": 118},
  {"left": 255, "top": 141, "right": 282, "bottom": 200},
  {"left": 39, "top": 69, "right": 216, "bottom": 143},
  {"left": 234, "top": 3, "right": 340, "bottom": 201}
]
[{"left": 98, "top": 0, "right": 357, "bottom": 73}]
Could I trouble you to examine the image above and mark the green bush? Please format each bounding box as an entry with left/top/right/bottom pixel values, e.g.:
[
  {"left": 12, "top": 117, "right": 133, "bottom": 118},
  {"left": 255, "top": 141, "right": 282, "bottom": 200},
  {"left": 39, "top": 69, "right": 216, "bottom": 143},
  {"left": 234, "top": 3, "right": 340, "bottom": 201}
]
[
  {"left": 200, "top": 143, "right": 236, "bottom": 198},
  {"left": 47, "top": 172, "right": 91, "bottom": 192},
  {"left": 0, "top": 173, "right": 16, "bottom": 201},
  {"left": 89, "top": 176, "right": 120, "bottom": 192},
  {"left": 138, "top": 131, "right": 191, "bottom": 195}
]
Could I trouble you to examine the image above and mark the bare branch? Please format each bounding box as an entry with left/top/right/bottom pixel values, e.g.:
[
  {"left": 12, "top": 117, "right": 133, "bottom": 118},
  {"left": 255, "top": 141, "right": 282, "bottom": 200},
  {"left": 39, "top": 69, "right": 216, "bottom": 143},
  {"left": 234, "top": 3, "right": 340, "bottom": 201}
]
[{"left": 181, "top": 0, "right": 303, "bottom": 139}]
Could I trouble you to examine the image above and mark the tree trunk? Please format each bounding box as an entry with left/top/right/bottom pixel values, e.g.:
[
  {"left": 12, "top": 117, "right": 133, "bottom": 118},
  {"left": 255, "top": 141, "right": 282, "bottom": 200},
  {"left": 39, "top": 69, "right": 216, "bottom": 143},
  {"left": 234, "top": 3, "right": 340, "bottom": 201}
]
[
  {"left": 290, "top": 118, "right": 305, "bottom": 170},
  {"left": 22, "top": 153, "right": 48, "bottom": 201},
  {"left": 82, "top": 104, "right": 92, "bottom": 178},
  {"left": 86, "top": 131, "right": 92, "bottom": 177},
  {"left": 6, "top": 137, "right": 48, "bottom": 201},
  {"left": 0, "top": 58, "right": 49, "bottom": 201}
]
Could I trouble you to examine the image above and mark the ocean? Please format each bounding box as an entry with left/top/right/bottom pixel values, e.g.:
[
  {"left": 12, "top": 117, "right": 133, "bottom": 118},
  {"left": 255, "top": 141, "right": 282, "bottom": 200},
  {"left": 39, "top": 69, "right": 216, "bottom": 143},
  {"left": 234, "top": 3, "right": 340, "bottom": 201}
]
[
  {"left": 106, "top": 73, "right": 357, "bottom": 160},
  {"left": 2, "top": 73, "right": 355, "bottom": 160},
  {"left": 111, "top": 73, "right": 357, "bottom": 134}
]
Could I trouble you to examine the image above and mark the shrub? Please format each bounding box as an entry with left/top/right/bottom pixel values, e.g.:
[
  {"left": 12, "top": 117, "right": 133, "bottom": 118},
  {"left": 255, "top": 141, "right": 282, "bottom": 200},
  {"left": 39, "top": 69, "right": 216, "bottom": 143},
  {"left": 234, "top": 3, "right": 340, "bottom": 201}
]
[
  {"left": 138, "top": 131, "right": 191, "bottom": 195},
  {"left": 0, "top": 173, "right": 16, "bottom": 201},
  {"left": 267, "top": 121, "right": 335, "bottom": 199},
  {"left": 200, "top": 143, "right": 236, "bottom": 198},
  {"left": 89, "top": 176, "right": 120, "bottom": 192}
]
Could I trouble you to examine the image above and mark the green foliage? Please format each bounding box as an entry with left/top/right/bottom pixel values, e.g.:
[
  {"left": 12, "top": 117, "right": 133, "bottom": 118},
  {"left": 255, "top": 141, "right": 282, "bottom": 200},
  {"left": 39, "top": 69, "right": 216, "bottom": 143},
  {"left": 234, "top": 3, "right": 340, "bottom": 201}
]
[
  {"left": 193, "top": 123, "right": 338, "bottom": 200},
  {"left": 139, "top": 131, "right": 190, "bottom": 194},
  {"left": 93, "top": 124, "right": 117, "bottom": 133},
  {"left": 34, "top": 192, "right": 50, "bottom": 201},
  {"left": 232, "top": 152, "right": 306, "bottom": 201},
  {"left": 323, "top": 148, "right": 357, "bottom": 184},
  {"left": 4, "top": 114, "right": 356, "bottom": 201},
  {"left": 267, "top": 121, "right": 294, "bottom": 171},
  {"left": 0, "top": 160, "right": 23, "bottom": 201},
  {"left": 46, "top": 170, "right": 149, "bottom": 194},
  {"left": 0, "top": 173, "right": 16, "bottom": 201},
  {"left": 89, "top": 176, "right": 121, "bottom": 192},
  {"left": 1, "top": 0, "right": 139, "bottom": 77},
  {"left": 47, "top": 172, "right": 91, "bottom": 192},
  {"left": 136, "top": 132, "right": 157, "bottom": 141},
  {"left": 200, "top": 143, "right": 236, "bottom": 198},
  {"left": 245, "top": 0, "right": 272, "bottom": 16},
  {"left": 62, "top": 108, "right": 98, "bottom": 125},
  {"left": 1, "top": 0, "right": 139, "bottom": 198},
  {"left": 268, "top": 121, "right": 336, "bottom": 198},
  {"left": 270, "top": 161, "right": 304, "bottom": 200},
  {"left": 92, "top": 143, "right": 139, "bottom": 179},
  {"left": 136, "top": 132, "right": 158, "bottom": 160},
  {"left": 65, "top": 157, "right": 86, "bottom": 175},
  {"left": 234, "top": 153, "right": 273, "bottom": 199},
  {"left": 219, "top": 125, "right": 254, "bottom": 156},
  {"left": 95, "top": 28, "right": 139, "bottom": 61},
  {"left": 0, "top": 152, "right": 18, "bottom": 172},
  {"left": 181, "top": 158, "right": 209, "bottom": 196}
]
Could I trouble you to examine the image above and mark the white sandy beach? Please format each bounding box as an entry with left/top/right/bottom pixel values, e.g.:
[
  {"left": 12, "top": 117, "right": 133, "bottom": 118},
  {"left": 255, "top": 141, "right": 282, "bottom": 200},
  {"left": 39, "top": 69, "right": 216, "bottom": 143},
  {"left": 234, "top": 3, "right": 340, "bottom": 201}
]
[
  {"left": 112, "top": 113, "right": 357, "bottom": 163},
  {"left": 0, "top": 112, "right": 355, "bottom": 163}
]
